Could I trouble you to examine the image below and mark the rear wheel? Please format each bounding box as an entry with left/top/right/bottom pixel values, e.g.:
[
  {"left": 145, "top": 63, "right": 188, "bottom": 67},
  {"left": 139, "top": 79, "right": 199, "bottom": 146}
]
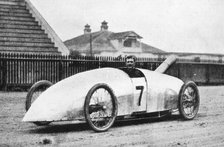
[
  {"left": 84, "top": 84, "right": 118, "bottom": 132},
  {"left": 26, "top": 80, "right": 53, "bottom": 126},
  {"left": 179, "top": 81, "right": 200, "bottom": 120}
]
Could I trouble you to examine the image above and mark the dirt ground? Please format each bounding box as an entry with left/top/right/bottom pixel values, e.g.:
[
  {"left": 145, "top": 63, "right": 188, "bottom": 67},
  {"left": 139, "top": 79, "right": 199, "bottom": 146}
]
[{"left": 0, "top": 86, "right": 224, "bottom": 147}]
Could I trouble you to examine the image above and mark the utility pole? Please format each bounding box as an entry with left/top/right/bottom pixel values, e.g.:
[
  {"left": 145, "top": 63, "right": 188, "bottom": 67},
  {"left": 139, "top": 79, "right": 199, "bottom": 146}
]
[{"left": 90, "top": 33, "right": 93, "bottom": 57}]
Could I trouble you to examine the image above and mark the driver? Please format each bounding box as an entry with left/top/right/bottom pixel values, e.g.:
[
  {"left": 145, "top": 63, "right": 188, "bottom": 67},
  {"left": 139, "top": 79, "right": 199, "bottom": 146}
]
[
  {"left": 124, "top": 55, "right": 143, "bottom": 77},
  {"left": 125, "top": 55, "right": 136, "bottom": 68}
]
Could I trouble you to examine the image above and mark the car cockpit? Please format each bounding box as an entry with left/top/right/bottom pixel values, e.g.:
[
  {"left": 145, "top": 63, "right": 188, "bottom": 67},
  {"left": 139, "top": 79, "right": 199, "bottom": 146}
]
[{"left": 119, "top": 67, "right": 145, "bottom": 78}]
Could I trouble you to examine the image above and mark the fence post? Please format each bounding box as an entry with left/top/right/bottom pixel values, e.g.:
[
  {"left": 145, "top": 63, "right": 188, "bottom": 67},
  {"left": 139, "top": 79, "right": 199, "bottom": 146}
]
[
  {"left": 177, "top": 63, "right": 181, "bottom": 79},
  {"left": 59, "top": 58, "right": 63, "bottom": 81},
  {"left": 206, "top": 64, "right": 210, "bottom": 84},
  {"left": 98, "top": 56, "right": 101, "bottom": 68},
  {"left": 2, "top": 58, "right": 7, "bottom": 91}
]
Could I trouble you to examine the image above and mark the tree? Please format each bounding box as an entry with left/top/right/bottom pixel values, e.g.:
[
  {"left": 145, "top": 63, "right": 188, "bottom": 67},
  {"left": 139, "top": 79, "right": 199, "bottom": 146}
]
[{"left": 70, "top": 50, "right": 81, "bottom": 57}]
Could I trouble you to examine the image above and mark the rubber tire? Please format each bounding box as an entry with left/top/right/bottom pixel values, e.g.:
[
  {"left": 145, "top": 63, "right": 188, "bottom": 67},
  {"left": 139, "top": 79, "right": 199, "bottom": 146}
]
[
  {"left": 25, "top": 80, "right": 53, "bottom": 126},
  {"left": 84, "top": 83, "right": 118, "bottom": 132},
  {"left": 178, "top": 81, "right": 200, "bottom": 120}
]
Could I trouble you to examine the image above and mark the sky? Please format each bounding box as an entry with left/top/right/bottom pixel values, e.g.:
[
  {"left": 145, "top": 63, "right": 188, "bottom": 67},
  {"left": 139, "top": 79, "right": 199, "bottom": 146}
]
[{"left": 30, "top": 0, "right": 224, "bottom": 54}]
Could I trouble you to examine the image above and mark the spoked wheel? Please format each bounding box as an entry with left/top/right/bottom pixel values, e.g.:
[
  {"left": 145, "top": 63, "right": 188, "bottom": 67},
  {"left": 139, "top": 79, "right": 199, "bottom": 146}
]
[
  {"left": 25, "top": 80, "right": 53, "bottom": 126},
  {"left": 179, "top": 81, "right": 200, "bottom": 120},
  {"left": 84, "top": 83, "right": 118, "bottom": 132}
]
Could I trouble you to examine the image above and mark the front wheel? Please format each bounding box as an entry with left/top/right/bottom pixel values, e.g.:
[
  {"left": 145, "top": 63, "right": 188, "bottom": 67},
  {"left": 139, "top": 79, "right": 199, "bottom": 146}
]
[
  {"left": 84, "top": 83, "right": 118, "bottom": 132},
  {"left": 178, "top": 81, "right": 200, "bottom": 120},
  {"left": 25, "top": 80, "right": 53, "bottom": 126}
]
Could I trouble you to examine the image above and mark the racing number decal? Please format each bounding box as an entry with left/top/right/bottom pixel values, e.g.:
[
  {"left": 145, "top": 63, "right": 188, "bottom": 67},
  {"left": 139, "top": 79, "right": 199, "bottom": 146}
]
[{"left": 136, "top": 86, "right": 144, "bottom": 106}]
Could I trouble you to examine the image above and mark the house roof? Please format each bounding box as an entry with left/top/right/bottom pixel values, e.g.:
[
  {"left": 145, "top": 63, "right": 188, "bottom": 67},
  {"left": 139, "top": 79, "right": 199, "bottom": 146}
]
[
  {"left": 64, "top": 31, "right": 117, "bottom": 54},
  {"left": 109, "top": 31, "right": 142, "bottom": 40},
  {"left": 64, "top": 30, "right": 165, "bottom": 54},
  {"left": 141, "top": 42, "right": 165, "bottom": 53}
]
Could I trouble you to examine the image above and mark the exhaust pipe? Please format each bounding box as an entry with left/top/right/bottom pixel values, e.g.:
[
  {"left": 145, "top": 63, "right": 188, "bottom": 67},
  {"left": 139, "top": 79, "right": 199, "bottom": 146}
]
[{"left": 155, "top": 55, "right": 177, "bottom": 73}]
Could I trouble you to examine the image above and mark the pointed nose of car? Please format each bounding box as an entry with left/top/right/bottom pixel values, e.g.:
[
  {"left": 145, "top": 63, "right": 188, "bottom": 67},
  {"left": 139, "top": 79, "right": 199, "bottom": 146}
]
[
  {"left": 22, "top": 90, "right": 71, "bottom": 122},
  {"left": 22, "top": 77, "right": 88, "bottom": 122},
  {"left": 23, "top": 89, "right": 85, "bottom": 122}
]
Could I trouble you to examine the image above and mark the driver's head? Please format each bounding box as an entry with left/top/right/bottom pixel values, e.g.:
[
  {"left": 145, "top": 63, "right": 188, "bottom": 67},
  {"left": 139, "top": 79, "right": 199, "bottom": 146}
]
[{"left": 125, "top": 55, "right": 136, "bottom": 68}]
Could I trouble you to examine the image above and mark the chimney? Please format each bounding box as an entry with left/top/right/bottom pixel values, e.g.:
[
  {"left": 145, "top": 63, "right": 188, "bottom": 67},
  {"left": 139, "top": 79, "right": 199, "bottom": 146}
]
[
  {"left": 84, "top": 24, "right": 91, "bottom": 34},
  {"left": 101, "top": 20, "right": 108, "bottom": 31}
]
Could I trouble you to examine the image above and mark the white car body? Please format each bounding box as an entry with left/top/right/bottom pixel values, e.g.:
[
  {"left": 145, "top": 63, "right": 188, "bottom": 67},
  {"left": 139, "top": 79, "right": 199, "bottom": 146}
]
[{"left": 23, "top": 67, "right": 183, "bottom": 123}]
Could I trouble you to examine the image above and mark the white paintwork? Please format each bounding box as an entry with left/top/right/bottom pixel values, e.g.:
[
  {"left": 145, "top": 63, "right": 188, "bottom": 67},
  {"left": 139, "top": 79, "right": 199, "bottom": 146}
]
[
  {"left": 23, "top": 68, "right": 133, "bottom": 122},
  {"left": 138, "top": 68, "right": 184, "bottom": 112},
  {"left": 130, "top": 77, "right": 147, "bottom": 112},
  {"left": 23, "top": 67, "right": 184, "bottom": 123}
]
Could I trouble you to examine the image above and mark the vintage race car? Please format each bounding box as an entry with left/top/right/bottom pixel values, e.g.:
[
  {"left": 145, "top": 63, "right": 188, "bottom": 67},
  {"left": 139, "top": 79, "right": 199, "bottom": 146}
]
[{"left": 23, "top": 56, "right": 200, "bottom": 132}]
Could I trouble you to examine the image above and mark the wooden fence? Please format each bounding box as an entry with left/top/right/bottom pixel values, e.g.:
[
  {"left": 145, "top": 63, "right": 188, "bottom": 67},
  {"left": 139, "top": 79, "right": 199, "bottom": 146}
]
[{"left": 1, "top": 53, "right": 224, "bottom": 91}]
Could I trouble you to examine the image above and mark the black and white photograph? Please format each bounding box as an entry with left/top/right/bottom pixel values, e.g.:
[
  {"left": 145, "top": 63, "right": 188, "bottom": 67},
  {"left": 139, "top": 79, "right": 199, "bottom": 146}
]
[{"left": 0, "top": 0, "right": 224, "bottom": 146}]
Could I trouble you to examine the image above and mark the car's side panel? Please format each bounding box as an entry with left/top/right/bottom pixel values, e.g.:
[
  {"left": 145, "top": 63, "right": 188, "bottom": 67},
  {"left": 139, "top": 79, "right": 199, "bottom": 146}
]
[
  {"left": 138, "top": 69, "right": 184, "bottom": 113},
  {"left": 23, "top": 68, "right": 135, "bottom": 122},
  {"left": 23, "top": 67, "right": 184, "bottom": 123},
  {"left": 130, "top": 77, "right": 147, "bottom": 112}
]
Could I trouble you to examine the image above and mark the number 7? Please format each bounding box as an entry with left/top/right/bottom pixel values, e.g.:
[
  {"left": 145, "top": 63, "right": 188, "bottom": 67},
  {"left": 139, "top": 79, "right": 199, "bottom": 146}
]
[{"left": 136, "top": 86, "right": 144, "bottom": 106}]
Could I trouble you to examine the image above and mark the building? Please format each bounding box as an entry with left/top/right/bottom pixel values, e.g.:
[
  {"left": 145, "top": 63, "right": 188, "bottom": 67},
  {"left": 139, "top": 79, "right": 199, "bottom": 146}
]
[
  {"left": 0, "top": 0, "right": 69, "bottom": 55},
  {"left": 64, "top": 21, "right": 165, "bottom": 57}
]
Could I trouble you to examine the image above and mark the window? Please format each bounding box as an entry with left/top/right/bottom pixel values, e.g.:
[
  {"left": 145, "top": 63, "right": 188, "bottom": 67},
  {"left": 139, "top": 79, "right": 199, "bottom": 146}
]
[{"left": 123, "top": 39, "right": 132, "bottom": 47}]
